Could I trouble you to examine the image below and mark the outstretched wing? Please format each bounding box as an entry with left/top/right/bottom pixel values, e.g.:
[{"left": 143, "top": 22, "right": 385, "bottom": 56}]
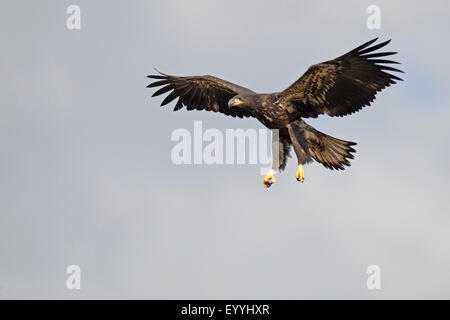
[
  {"left": 147, "top": 72, "right": 254, "bottom": 118},
  {"left": 279, "top": 38, "right": 403, "bottom": 118}
]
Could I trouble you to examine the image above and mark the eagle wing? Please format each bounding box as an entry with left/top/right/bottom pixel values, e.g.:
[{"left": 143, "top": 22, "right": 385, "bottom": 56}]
[
  {"left": 278, "top": 38, "right": 403, "bottom": 118},
  {"left": 147, "top": 72, "right": 254, "bottom": 118}
]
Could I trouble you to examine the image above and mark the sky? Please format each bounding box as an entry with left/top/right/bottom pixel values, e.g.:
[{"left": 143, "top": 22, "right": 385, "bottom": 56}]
[{"left": 1, "top": 0, "right": 450, "bottom": 299}]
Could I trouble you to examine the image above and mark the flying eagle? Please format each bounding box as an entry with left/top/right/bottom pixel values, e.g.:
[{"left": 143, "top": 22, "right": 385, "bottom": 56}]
[{"left": 147, "top": 38, "right": 403, "bottom": 188}]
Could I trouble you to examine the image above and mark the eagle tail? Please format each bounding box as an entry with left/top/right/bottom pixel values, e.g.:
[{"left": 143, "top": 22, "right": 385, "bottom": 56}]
[{"left": 301, "top": 122, "right": 357, "bottom": 170}]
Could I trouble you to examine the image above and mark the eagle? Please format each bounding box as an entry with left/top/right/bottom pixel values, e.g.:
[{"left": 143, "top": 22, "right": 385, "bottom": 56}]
[{"left": 147, "top": 38, "right": 403, "bottom": 188}]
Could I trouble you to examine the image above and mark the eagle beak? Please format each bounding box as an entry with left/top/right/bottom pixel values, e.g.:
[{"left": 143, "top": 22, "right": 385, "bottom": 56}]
[{"left": 228, "top": 97, "right": 243, "bottom": 108}]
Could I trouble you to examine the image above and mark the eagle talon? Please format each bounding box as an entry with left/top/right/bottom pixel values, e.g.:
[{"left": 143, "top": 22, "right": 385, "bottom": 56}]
[
  {"left": 263, "top": 169, "right": 276, "bottom": 188},
  {"left": 296, "top": 164, "right": 305, "bottom": 183}
]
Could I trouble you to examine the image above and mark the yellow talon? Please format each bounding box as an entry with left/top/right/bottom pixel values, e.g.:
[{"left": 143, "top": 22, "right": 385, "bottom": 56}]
[
  {"left": 296, "top": 164, "right": 305, "bottom": 183},
  {"left": 263, "top": 169, "right": 276, "bottom": 188}
]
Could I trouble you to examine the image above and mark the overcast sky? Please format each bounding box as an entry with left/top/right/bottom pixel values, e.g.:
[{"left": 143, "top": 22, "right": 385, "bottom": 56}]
[{"left": 1, "top": 0, "right": 450, "bottom": 299}]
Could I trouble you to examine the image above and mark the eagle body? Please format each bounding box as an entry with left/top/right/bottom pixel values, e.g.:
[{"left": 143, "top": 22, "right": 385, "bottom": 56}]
[
  {"left": 147, "top": 38, "right": 403, "bottom": 187},
  {"left": 233, "top": 93, "right": 296, "bottom": 129}
]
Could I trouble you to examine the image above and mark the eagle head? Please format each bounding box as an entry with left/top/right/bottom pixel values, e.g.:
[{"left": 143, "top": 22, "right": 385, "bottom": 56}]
[{"left": 228, "top": 96, "right": 244, "bottom": 108}]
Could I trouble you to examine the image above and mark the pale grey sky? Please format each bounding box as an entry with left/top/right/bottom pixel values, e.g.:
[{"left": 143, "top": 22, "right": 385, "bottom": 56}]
[{"left": 1, "top": 0, "right": 450, "bottom": 299}]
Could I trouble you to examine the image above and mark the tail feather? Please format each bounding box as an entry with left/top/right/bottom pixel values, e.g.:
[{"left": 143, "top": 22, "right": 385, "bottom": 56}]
[{"left": 301, "top": 122, "right": 356, "bottom": 170}]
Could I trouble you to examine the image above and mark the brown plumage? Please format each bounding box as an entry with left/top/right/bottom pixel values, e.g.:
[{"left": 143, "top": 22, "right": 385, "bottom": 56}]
[
  {"left": 147, "top": 38, "right": 403, "bottom": 187},
  {"left": 147, "top": 74, "right": 254, "bottom": 118},
  {"left": 279, "top": 38, "right": 403, "bottom": 118}
]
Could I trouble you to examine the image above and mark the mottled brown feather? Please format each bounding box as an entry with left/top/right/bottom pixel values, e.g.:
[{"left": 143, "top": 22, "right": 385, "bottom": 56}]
[
  {"left": 147, "top": 73, "right": 255, "bottom": 118},
  {"left": 279, "top": 38, "right": 403, "bottom": 118}
]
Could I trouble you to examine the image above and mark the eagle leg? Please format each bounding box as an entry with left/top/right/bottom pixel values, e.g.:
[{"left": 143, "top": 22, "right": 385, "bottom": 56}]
[
  {"left": 287, "top": 122, "right": 312, "bottom": 183},
  {"left": 296, "top": 164, "right": 305, "bottom": 183},
  {"left": 263, "top": 169, "right": 276, "bottom": 188}
]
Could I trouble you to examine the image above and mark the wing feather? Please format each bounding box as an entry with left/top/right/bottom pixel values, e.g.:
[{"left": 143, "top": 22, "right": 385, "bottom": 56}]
[
  {"left": 147, "top": 72, "right": 255, "bottom": 118},
  {"left": 279, "top": 38, "right": 403, "bottom": 118}
]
